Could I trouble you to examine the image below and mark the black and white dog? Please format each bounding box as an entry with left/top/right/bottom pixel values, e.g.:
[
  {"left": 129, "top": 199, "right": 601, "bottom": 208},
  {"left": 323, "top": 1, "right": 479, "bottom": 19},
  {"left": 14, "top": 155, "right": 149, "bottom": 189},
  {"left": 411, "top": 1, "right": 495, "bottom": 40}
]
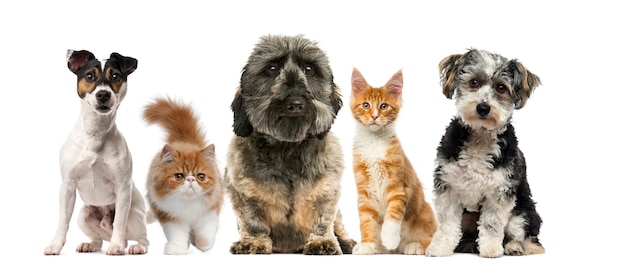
[
  {"left": 425, "top": 49, "right": 545, "bottom": 258},
  {"left": 44, "top": 50, "right": 149, "bottom": 255}
]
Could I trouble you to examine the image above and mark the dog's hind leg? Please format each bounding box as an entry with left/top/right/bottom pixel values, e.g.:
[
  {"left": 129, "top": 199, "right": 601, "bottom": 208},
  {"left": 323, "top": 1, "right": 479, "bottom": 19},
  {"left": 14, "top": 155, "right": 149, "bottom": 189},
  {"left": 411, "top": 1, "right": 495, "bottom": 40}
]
[{"left": 76, "top": 205, "right": 109, "bottom": 253}]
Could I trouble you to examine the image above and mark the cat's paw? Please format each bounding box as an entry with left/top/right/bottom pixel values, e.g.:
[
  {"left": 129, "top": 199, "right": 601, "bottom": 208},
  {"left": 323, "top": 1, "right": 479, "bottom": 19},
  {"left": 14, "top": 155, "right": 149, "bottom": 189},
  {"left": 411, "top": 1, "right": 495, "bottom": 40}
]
[
  {"left": 229, "top": 238, "right": 272, "bottom": 254},
  {"left": 425, "top": 242, "right": 454, "bottom": 257},
  {"left": 164, "top": 243, "right": 189, "bottom": 255},
  {"left": 380, "top": 220, "right": 401, "bottom": 250},
  {"left": 352, "top": 242, "right": 377, "bottom": 255},
  {"left": 303, "top": 238, "right": 342, "bottom": 255}
]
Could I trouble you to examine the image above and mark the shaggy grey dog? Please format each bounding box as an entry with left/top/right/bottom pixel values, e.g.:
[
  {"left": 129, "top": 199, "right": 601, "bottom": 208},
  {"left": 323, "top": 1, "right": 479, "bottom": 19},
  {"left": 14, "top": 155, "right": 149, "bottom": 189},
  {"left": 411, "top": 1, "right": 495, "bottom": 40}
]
[{"left": 224, "top": 34, "right": 355, "bottom": 255}]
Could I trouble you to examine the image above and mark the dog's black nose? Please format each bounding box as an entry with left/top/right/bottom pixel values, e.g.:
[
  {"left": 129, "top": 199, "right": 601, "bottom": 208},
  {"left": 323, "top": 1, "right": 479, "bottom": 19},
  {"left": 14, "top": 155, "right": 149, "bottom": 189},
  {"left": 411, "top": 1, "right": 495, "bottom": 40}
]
[
  {"left": 476, "top": 102, "right": 490, "bottom": 117},
  {"left": 96, "top": 90, "right": 111, "bottom": 103},
  {"left": 286, "top": 96, "right": 305, "bottom": 113}
]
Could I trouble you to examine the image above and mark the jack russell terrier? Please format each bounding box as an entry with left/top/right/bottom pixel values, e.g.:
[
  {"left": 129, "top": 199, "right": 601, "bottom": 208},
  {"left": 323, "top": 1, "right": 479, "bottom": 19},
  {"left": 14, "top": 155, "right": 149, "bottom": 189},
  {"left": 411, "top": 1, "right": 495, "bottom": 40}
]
[{"left": 44, "top": 50, "right": 149, "bottom": 255}]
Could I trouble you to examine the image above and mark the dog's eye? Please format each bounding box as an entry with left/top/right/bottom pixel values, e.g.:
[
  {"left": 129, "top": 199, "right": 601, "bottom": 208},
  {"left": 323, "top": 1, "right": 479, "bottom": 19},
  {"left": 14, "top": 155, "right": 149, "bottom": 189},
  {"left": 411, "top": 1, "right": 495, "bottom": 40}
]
[
  {"left": 362, "top": 102, "right": 370, "bottom": 109},
  {"left": 111, "top": 72, "right": 121, "bottom": 83},
  {"left": 196, "top": 173, "right": 205, "bottom": 181},
  {"left": 304, "top": 65, "right": 315, "bottom": 76},
  {"left": 265, "top": 65, "right": 280, "bottom": 76},
  {"left": 496, "top": 84, "right": 507, "bottom": 94},
  {"left": 174, "top": 173, "right": 184, "bottom": 180},
  {"left": 470, "top": 79, "right": 479, "bottom": 87},
  {"left": 379, "top": 103, "right": 388, "bottom": 110},
  {"left": 86, "top": 71, "right": 96, "bottom": 82}
]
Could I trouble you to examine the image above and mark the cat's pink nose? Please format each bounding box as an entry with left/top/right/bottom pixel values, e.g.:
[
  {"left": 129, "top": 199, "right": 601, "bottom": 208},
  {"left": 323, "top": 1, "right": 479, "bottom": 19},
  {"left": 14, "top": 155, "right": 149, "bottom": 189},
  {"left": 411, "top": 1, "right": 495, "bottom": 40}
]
[
  {"left": 186, "top": 176, "right": 195, "bottom": 182},
  {"left": 372, "top": 115, "right": 378, "bottom": 120}
]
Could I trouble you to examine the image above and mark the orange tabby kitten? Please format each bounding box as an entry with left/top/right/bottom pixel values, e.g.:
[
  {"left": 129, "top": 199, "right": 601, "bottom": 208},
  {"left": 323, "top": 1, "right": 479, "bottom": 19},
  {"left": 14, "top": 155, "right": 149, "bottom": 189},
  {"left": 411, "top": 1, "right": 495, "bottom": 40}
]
[
  {"left": 350, "top": 68, "right": 437, "bottom": 255},
  {"left": 143, "top": 97, "right": 223, "bottom": 255}
]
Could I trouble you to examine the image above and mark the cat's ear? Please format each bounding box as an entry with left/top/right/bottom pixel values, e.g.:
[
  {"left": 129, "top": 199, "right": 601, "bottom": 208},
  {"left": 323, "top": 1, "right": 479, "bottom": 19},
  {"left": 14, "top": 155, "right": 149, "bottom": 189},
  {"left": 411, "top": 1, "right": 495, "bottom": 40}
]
[
  {"left": 351, "top": 68, "right": 368, "bottom": 95},
  {"left": 202, "top": 144, "right": 216, "bottom": 160},
  {"left": 160, "top": 144, "right": 176, "bottom": 163},
  {"left": 439, "top": 54, "right": 463, "bottom": 99},
  {"left": 385, "top": 69, "right": 403, "bottom": 98}
]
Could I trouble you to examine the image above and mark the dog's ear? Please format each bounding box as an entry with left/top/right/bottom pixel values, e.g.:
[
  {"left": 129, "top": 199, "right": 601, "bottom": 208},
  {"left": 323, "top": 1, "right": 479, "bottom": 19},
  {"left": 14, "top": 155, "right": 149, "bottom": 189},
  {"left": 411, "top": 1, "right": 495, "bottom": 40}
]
[
  {"left": 109, "top": 52, "right": 138, "bottom": 76},
  {"left": 67, "top": 49, "right": 95, "bottom": 74},
  {"left": 439, "top": 54, "right": 463, "bottom": 99},
  {"left": 231, "top": 87, "right": 253, "bottom": 137},
  {"left": 330, "top": 81, "right": 343, "bottom": 118},
  {"left": 316, "top": 80, "right": 343, "bottom": 140},
  {"left": 508, "top": 60, "right": 541, "bottom": 109}
]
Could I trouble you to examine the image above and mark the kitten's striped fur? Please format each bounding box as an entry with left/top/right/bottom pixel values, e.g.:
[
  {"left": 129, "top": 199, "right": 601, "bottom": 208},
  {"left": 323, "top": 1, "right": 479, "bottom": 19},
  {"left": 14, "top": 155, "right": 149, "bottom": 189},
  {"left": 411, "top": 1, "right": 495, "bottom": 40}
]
[{"left": 350, "top": 68, "right": 437, "bottom": 254}]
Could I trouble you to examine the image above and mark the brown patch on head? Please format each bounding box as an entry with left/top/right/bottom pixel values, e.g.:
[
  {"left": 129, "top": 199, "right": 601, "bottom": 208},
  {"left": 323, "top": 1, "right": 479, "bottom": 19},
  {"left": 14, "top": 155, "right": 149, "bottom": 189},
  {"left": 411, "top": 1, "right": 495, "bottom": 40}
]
[
  {"left": 104, "top": 66, "right": 125, "bottom": 94},
  {"left": 439, "top": 54, "right": 463, "bottom": 99},
  {"left": 77, "top": 68, "right": 100, "bottom": 98}
]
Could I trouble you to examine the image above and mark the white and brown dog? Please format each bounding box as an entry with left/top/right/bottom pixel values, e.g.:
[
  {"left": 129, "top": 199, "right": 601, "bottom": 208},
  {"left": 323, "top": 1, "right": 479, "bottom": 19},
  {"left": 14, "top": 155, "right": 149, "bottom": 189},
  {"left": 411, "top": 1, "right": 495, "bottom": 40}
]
[
  {"left": 44, "top": 50, "right": 149, "bottom": 255},
  {"left": 425, "top": 49, "right": 545, "bottom": 258}
]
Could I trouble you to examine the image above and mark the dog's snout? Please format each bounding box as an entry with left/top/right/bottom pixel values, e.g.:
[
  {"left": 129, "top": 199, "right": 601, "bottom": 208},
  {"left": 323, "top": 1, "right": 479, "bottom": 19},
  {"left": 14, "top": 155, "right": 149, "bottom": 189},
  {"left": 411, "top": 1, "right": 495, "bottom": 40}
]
[
  {"left": 286, "top": 96, "right": 305, "bottom": 113},
  {"left": 476, "top": 103, "right": 490, "bottom": 117},
  {"left": 96, "top": 90, "right": 111, "bottom": 104}
]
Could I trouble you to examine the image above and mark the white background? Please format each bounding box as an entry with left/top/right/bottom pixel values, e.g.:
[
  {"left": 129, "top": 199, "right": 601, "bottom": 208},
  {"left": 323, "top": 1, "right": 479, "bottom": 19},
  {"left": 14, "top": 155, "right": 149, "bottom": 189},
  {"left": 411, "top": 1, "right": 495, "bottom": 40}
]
[{"left": 1, "top": 0, "right": 623, "bottom": 270}]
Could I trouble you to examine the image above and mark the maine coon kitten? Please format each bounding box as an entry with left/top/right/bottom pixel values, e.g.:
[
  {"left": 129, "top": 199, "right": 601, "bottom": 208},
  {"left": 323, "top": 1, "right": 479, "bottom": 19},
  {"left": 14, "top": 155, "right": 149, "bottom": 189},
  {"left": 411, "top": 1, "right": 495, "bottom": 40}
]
[
  {"left": 143, "top": 97, "right": 223, "bottom": 255},
  {"left": 350, "top": 68, "right": 437, "bottom": 255}
]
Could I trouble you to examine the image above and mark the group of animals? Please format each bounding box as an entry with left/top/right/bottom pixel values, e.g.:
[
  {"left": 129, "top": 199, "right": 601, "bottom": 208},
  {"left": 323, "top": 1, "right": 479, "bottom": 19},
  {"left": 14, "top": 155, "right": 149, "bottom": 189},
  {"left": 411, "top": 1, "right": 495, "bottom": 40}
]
[{"left": 43, "top": 34, "right": 545, "bottom": 258}]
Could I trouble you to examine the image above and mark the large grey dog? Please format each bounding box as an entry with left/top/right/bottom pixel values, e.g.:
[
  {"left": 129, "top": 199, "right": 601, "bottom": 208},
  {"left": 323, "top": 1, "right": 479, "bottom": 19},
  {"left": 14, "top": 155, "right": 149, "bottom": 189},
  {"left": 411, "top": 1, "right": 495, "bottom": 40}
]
[{"left": 225, "top": 34, "right": 355, "bottom": 255}]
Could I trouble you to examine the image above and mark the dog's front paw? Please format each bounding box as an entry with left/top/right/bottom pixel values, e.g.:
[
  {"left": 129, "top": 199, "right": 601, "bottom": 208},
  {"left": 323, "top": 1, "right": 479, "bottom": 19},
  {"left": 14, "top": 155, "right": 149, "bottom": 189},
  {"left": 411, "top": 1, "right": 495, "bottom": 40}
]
[
  {"left": 76, "top": 241, "right": 102, "bottom": 253},
  {"left": 128, "top": 244, "right": 147, "bottom": 255},
  {"left": 381, "top": 220, "right": 401, "bottom": 250},
  {"left": 106, "top": 244, "right": 125, "bottom": 255},
  {"left": 44, "top": 242, "right": 64, "bottom": 255},
  {"left": 352, "top": 242, "right": 377, "bottom": 255},
  {"left": 230, "top": 238, "right": 272, "bottom": 254},
  {"left": 303, "top": 238, "right": 342, "bottom": 255},
  {"left": 478, "top": 241, "right": 504, "bottom": 258}
]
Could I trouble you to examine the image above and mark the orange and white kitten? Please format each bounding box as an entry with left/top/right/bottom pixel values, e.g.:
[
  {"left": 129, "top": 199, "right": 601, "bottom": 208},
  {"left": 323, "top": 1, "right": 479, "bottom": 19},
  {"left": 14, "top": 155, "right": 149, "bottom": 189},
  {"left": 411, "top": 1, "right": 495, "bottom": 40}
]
[
  {"left": 143, "top": 97, "right": 223, "bottom": 255},
  {"left": 350, "top": 68, "right": 437, "bottom": 255}
]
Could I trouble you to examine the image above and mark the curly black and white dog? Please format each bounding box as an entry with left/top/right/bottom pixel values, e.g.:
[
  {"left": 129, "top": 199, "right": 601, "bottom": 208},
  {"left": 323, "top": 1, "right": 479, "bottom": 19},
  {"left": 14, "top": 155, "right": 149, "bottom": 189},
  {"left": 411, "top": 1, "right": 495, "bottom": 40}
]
[{"left": 425, "top": 49, "right": 545, "bottom": 258}]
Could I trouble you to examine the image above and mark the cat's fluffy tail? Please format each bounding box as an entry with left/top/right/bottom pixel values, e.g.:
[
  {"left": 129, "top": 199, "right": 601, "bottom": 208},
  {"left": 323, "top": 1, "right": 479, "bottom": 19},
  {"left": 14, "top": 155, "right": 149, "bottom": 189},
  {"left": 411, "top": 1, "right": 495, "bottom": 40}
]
[{"left": 143, "top": 96, "right": 206, "bottom": 146}]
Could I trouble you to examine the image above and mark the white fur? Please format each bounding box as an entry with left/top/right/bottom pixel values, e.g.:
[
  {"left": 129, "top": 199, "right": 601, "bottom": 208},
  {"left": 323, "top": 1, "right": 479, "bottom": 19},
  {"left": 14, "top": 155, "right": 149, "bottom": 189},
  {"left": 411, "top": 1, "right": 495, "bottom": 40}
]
[
  {"left": 149, "top": 174, "right": 222, "bottom": 255},
  {"left": 44, "top": 62, "right": 148, "bottom": 255},
  {"left": 352, "top": 242, "right": 377, "bottom": 255},
  {"left": 426, "top": 130, "right": 515, "bottom": 258},
  {"left": 380, "top": 220, "right": 401, "bottom": 250},
  {"left": 353, "top": 123, "right": 407, "bottom": 252}
]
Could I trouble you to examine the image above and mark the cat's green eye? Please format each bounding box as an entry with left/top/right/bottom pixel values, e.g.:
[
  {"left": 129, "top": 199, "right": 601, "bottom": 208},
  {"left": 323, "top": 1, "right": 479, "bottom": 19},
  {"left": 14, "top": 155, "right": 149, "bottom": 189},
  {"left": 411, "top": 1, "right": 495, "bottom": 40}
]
[
  {"left": 379, "top": 103, "right": 388, "bottom": 110},
  {"left": 174, "top": 173, "right": 184, "bottom": 180},
  {"left": 362, "top": 102, "right": 370, "bottom": 109},
  {"left": 197, "top": 173, "right": 206, "bottom": 181}
]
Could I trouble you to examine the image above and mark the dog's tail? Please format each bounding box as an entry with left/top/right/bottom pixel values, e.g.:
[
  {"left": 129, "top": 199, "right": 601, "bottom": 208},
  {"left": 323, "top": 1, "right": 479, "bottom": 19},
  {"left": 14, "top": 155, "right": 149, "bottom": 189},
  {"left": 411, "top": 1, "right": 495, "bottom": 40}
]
[{"left": 143, "top": 96, "right": 206, "bottom": 147}]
